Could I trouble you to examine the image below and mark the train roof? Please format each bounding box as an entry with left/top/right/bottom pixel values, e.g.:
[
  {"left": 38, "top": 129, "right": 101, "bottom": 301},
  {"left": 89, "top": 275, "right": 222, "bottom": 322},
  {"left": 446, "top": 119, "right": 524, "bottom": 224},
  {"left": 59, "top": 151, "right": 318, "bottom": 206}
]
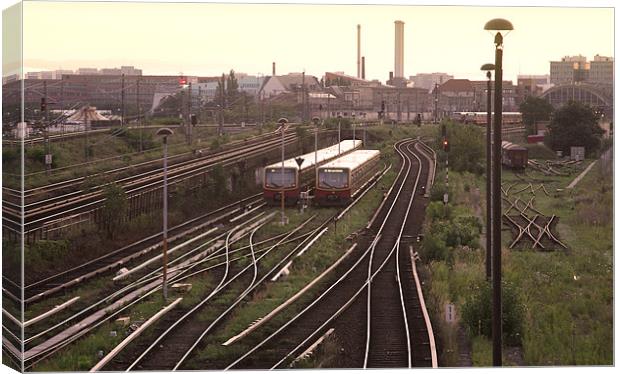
[
  {"left": 318, "top": 149, "right": 381, "bottom": 171},
  {"left": 265, "top": 140, "right": 362, "bottom": 171},
  {"left": 502, "top": 141, "right": 527, "bottom": 151}
]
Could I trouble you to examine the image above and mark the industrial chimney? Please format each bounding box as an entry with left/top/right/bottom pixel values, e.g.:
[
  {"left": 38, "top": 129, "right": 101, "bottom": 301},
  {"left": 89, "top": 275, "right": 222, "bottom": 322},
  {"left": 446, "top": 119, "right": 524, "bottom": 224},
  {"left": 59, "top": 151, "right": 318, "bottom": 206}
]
[
  {"left": 362, "top": 56, "right": 366, "bottom": 80},
  {"left": 357, "top": 24, "right": 361, "bottom": 78},
  {"left": 272, "top": 62, "right": 276, "bottom": 76},
  {"left": 394, "top": 20, "right": 404, "bottom": 79}
]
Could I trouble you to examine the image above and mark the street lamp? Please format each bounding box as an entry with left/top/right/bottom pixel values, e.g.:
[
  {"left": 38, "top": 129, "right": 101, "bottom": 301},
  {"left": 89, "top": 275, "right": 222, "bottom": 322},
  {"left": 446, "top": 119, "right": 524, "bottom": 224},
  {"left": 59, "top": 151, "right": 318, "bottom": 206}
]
[
  {"left": 337, "top": 114, "right": 342, "bottom": 155},
  {"left": 156, "top": 127, "right": 174, "bottom": 300},
  {"left": 480, "top": 62, "right": 495, "bottom": 282},
  {"left": 277, "top": 117, "right": 289, "bottom": 225},
  {"left": 484, "top": 17, "right": 513, "bottom": 367}
]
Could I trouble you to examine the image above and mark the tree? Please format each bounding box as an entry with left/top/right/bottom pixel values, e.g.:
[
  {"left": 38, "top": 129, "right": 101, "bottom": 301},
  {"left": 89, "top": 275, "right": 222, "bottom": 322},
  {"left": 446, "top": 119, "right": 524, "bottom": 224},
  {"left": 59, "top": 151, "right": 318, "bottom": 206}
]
[
  {"left": 439, "top": 121, "right": 485, "bottom": 174},
  {"left": 546, "top": 100, "right": 603, "bottom": 156},
  {"left": 519, "top": 96, "right": 554, "bottom": 135},
  {"left": 226, "top": 70, "right": 239, "bottom": 106},
  {"left": 100, "top": 184, "right": 128, "bottom": 239}
]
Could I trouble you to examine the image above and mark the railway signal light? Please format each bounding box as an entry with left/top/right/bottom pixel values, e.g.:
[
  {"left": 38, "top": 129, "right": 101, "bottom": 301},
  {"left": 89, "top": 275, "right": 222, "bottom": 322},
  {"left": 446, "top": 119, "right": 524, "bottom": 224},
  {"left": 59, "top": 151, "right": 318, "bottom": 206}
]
[
  {"left": 443, "top": 138, "right": 450, "bottom": 152},
  {"left": 179, "top": 76, "right": 187, "bottom": 86},
  {"left": 190, "top": 114, "right": 197, "bottom": 126},
  {"left": 40, "top": 97, "right": 47, "bottom": 112}
]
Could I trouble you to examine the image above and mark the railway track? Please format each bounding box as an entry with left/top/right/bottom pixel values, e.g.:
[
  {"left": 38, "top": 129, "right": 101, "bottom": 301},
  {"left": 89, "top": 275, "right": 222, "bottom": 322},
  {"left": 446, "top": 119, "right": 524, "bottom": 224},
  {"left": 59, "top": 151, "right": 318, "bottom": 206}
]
[
  {"left": 101, "top": 215, "right": 318, "bottom": 371},
  {"left": 222, "top": 138, "right": 436, "bottom": 370},
  {"left": 20, "top": 194, "right": 264, "bottom": 303},
  {"left": 2, "top": 131, "right": 300, "bottom": 233},
  {"left": 94, "top": 163, "right": 390, "bottom": 371},
  {"left": 20, "top": 209, "right": 275, "bottom": 369}
]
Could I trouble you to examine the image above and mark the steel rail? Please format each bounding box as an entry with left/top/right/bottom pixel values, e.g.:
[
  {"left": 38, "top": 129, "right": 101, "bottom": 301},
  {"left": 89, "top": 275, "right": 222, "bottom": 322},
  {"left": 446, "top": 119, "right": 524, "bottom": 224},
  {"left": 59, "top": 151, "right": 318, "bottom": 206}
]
[
  {"left": 225, "top": 139, "right": 415, "bottom": 370},
  {"left": 23, "top": 194, "right": 263, "bottom": 299},
  {"left": 22, "top": 212, "right": 272, "bottom": 368},
  {"left": 124, "top": 214, "right": 315, "bottom": 371}
]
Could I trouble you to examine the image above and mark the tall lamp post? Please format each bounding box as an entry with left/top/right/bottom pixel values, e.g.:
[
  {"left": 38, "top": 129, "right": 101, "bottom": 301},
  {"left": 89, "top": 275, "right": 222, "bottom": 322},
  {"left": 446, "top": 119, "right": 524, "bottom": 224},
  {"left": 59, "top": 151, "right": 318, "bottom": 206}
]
[
  {"left": 278, "top": 117, "right": 289, "bottom": 225},
  {"left": 484, "top": 17, "right": 513, "bottom": 367},
  {"left": 156, "top": 127, "right": 174, "bottom": 300},
  {"left": 481, "top": 63, "right": 495, "bottom": 282}
]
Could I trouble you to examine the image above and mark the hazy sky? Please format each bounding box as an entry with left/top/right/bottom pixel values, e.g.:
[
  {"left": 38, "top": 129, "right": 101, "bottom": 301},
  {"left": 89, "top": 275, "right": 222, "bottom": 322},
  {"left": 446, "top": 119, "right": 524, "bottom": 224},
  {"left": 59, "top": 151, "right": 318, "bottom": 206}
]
[{"left": 10, "top": 0, "right": 617, "bottom": 82}]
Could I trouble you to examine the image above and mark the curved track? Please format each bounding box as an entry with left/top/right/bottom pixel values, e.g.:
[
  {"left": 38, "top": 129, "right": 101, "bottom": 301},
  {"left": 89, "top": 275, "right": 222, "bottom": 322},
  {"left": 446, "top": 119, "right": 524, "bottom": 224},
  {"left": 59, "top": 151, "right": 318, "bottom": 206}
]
[{"left": 222, "top": 138, "right": 436, "bottom": 370}]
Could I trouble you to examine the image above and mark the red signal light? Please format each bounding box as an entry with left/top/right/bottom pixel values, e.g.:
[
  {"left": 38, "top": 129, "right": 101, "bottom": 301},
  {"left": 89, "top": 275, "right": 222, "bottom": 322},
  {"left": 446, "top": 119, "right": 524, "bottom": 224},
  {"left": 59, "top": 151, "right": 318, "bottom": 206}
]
[{"left": 179, "top": 77, "right": 187, "bottom": 86}]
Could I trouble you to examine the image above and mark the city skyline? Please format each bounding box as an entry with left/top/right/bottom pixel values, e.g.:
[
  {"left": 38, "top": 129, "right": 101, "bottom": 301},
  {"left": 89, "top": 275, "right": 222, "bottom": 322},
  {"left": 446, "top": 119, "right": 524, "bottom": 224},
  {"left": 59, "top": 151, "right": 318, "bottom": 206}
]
[{"left": 5, "top": 1, "right": 614, "bottom": 83}]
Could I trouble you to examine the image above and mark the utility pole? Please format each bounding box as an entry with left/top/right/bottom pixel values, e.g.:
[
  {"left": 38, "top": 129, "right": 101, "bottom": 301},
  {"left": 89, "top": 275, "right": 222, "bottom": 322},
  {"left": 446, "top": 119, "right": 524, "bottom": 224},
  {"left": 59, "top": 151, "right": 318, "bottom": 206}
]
[
  {"left": 121, "top": 73, "right": 125, "bottom": 127},
  {"left": 60, "top": 80, "right": 65, "bottom": 138},
  {"left": 301, "top": 71, "right": 306, "bottom": 123},
  {"left": 219, "top": 73, "right": 225, "bottom": 136},
  {"left": 187, "top": 81, "right": 192, "bottom": 145},
  {"left": 43, "top": 80, "right": 51, "bottom": 175},
  {"left": 137, "top": 77, "right": 142, "bottom": 152},
  {"left": 278, "top": 118, "right": 289, "bottom": 225},
  {"left": 434, "top": 82, "right": 439, "bottom": 124}
]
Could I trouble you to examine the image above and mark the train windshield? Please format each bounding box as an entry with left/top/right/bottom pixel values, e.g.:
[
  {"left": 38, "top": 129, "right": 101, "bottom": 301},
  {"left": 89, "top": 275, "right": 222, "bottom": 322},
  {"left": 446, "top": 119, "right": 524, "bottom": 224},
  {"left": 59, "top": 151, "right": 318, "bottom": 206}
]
[
  {"left": 265, "top": 168, "right": 296, "bottom": 188},
  {"left": 318, "top": 168, "right": 348, "bottom": 189}
]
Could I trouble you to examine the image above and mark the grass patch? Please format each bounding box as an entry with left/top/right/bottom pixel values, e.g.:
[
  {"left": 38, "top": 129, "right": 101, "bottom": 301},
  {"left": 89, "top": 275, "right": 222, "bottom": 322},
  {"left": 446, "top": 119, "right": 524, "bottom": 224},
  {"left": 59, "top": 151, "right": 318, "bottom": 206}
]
[{"left": 421, "top": 153, "right": 612, "bottom": 366}]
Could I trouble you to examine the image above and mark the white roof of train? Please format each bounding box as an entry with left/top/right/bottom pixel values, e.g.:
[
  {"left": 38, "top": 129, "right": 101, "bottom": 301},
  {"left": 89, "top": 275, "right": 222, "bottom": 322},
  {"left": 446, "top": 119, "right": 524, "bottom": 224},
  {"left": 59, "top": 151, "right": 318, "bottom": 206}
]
[
  {"left": 318, "top": 149, "right": 380, "bottom": 171},
  {"left": 265, "top": 140, "right": 362, "bottom": 171}
]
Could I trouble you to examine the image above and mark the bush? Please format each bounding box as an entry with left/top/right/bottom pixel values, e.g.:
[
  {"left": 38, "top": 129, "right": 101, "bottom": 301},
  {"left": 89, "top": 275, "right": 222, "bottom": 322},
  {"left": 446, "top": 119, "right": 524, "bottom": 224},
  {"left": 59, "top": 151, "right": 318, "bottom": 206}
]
[
  {"left": 430, "top": 179, "right": 448, "bottom": 202},
  {"left": 24, "top": 240, "right": 70, "bottom": 272},
  {"left": 445, "top": 216, "right": 481, "bottom": 248},
  {"left": 461, "top": 280, "right": 525, "bottom": 346},
  {"left": 120, "top": 129, "right": 156, "bottom": 151},
  {"left": 427, "top": 201, "right": 451, "bottom": 221},
  {"left": 421, "top": 231, "right": 450, "bottom": 262},
  {"left": 2, "top": 148, "right": 19, "bottom": 165}
]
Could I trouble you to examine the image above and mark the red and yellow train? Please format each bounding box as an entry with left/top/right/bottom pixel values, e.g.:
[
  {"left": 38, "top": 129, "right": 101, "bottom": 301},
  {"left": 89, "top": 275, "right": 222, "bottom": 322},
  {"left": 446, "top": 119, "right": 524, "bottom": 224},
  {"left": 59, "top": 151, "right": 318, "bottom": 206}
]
[
  {"left": 314, "top": 149, "right": 382, "bottom": 206},
  {"left": 263, "top": 140, "right": 362, "bottom": 205}
]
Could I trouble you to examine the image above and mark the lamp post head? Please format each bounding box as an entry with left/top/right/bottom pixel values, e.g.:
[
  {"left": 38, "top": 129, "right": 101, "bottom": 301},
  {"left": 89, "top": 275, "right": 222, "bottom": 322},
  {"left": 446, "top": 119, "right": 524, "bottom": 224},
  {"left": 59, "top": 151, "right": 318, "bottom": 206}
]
[
  {"left": 337, "top": 114, "right": 343, "bottom": 119},
  {"left": 312, "top": 116, "right": 320, "bottom": 125},
  {"left": 277, "top": 117, "right": 289, "bottom": 125},
  {"left": 156, "top": 127, "right": 174, "bottom": 137},
  {"left": 481, "top": 63, "right": 495, "bottom": 71},
  {"left": 484, "top": 18, "right": 513, "bottom": 46},
  {"left": 484, "top": 18, "right": 514, "bottom": 32}
]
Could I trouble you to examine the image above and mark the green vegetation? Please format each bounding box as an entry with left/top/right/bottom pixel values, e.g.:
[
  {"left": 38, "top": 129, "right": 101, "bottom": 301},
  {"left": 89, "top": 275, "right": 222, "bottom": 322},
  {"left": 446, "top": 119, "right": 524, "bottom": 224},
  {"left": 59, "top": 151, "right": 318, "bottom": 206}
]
[
  {"left": 99, "top": 184, "right": 129, "bottom": 239},
  {"left": 422, "top": 136, "right": 612, "bottom": 366},
  {"left": 519, "top": 96, "right": 554, "bottom": 135},
  {"left": 461, "top": 280, "right": 525, "bottom": 345},
  {"left": 546, "top": 100, "right": 604, "bottom": 157},
  {"left": 437, "top": 120, "right": 485, "bottom": 174}
]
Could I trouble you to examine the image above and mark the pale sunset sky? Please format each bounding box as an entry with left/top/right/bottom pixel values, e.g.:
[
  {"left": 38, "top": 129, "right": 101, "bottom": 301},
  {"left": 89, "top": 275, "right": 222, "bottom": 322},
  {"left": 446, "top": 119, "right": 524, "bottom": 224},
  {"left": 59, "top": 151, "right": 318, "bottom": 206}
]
[{"left": 2, "top": 0, "right": 616, "bottom": 82}]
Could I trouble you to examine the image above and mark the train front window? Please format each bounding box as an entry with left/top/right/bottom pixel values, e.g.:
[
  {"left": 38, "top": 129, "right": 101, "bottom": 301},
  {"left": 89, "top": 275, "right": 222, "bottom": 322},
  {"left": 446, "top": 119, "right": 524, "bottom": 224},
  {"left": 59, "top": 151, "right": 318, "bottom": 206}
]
[
  {"left": 265, "top": 168, "right": 296, "bottom": 188},
  {"left": 318, "top": 169, "right": 348, "bottom": 189}
]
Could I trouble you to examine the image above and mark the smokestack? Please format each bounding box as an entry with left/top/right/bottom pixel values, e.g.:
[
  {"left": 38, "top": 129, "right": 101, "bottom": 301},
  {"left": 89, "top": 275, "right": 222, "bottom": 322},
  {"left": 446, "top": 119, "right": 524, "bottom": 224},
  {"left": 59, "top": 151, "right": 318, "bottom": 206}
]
[
  {"left": 394, "top": 20, "right": 404, "bottom": 78},
  {"left": 362, "top": 56, "right": 366, "bottom": 80},
  {"left": 357, "top": 24, "right": 361, "bottom": 78},
  {"left": 389, "top": 71, "right": 394, "bottom": 81},
  {"left": 272, "top": 62, "right": 276, "bottom": 76}
]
